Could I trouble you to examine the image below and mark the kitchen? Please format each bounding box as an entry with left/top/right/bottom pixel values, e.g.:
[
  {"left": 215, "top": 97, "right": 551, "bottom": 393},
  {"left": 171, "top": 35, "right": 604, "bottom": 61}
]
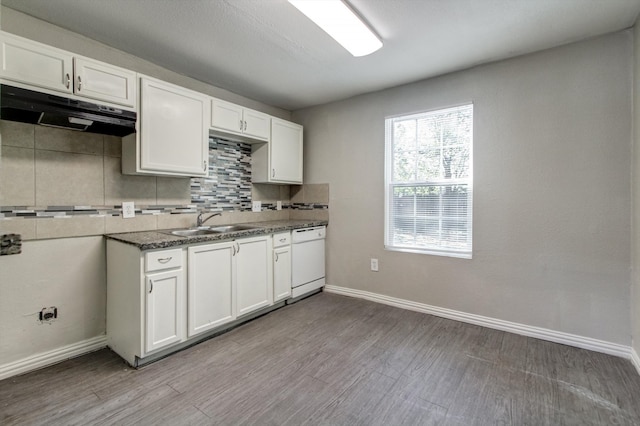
[{"left": 1, "top": 1, "right": 640, "bottom": 424}]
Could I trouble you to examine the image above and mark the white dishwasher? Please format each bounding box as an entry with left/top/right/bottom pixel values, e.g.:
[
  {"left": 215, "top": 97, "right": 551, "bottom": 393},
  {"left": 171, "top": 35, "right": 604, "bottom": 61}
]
[{"left": 290, "top": 226, "right": 326, "bottom": 300}]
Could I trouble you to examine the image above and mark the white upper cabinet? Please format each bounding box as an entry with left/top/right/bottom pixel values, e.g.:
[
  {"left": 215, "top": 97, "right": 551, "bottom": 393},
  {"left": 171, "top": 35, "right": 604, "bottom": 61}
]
[
  {"left": 0, "top": 32, "right": 73, "bottom": 94},
  {"left": 210, "top": 98, "right": 243, "bottom": 134},
  {"left": 73, "top": 57, "right": 136, "bottom": 108},
  {"left": 122, "top": 75, "right": 209, "bottom": 177},
  {"left": 210, "top": 97, "right": 270, "bottom": 142},
  {"left": 252, "top": 118, "right": 303, "bottom": 184},
  {"left": 0, "top": 31, "right": 136, "bottom": 108},
  {"left": 243, "top": 108, "right": 271, "bottom": 141}
]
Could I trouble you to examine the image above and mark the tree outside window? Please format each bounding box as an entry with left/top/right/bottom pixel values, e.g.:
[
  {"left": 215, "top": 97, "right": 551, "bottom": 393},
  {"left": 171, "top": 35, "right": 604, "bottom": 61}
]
[{"left": 385, "top": 104, "right": 473, "bottom": 258}]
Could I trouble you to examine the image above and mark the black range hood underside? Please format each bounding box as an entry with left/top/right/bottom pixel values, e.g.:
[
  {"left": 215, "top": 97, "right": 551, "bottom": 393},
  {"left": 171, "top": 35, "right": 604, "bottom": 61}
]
[{"left": 1, "top": 84, "right": 137, "bottom": 137}]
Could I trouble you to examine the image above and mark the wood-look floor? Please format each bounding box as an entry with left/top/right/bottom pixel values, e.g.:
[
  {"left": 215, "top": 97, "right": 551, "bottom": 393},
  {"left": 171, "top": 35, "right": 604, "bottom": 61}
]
[{"left": 1, "top": 292, "right": 640, "bottom": 425}]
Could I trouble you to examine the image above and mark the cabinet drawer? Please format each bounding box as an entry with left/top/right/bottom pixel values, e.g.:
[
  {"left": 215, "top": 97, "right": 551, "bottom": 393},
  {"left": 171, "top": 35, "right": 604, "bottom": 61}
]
[
  {"left": 145, "top": 248, "right": 183, "bottom": 272},
  {"left": 273, "top": 231, "right": 291, "bottom": 248}
]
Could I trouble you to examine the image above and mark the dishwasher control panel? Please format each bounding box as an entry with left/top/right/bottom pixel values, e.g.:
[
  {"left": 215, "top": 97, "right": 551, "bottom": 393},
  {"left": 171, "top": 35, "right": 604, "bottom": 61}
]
[{"left": 292, "top": 226, "right": 326, "bottom": 243}]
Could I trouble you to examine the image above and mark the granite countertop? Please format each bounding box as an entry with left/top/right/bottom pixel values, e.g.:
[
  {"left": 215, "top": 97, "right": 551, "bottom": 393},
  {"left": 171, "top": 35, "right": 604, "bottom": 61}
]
[{"left": 105, "top": 219, "right": 328, "bottom": 250}]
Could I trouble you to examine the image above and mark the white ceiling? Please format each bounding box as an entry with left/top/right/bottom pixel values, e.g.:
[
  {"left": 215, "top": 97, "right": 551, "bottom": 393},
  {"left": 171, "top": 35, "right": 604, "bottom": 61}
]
[{"left": 4, "top": 0, "right": 640, "bottom": 111}]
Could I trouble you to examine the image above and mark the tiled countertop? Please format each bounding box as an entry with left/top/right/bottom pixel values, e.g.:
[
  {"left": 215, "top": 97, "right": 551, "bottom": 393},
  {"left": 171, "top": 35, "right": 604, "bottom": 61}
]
[{"left": 105, "top": 219, "right": 328, "bottom": 250}]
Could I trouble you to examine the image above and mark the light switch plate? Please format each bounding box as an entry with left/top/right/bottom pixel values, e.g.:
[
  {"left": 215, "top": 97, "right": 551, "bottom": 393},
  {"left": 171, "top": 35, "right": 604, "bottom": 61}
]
[
  {"left": 276, "top": 201, "right": 282, "bottom": 211},
  {"left": 122, "top": 201, "right": 135, "bottom": 219},
  {"left": 252, "top": 201, "right": 262, "bottom": 212}
]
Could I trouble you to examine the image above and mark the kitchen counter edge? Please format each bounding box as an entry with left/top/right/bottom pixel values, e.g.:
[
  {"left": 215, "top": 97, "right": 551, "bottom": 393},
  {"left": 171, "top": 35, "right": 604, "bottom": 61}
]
[{"left": 104, "top": 219, "right": 328, "bottom": 250}]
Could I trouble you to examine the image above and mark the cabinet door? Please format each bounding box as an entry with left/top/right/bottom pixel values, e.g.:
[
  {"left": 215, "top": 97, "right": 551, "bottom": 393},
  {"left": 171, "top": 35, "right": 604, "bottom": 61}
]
[
  {"left": 0, "top": 32, "right": 73, "bottom": 94},
  {"left": 140, "top": 77, "right": 209, "bottom": 176},
  {"left": 273, "top": 246, "right": 291, "bottom": 303},
  {"left": 236, "top": 236, "right": 273, "bottom": 316},
  {"left": 187, "top": 243, "right": 236, "bottom": 337},
  {"left": 243, "top": 108, "right": 271, "bottom": 141},
  {"left": 211, "top": 98, "right": 244, "bottom": 136},
  {"left": 270, "top": 118, "right": 303, "bottom": 183},
  {"left": 145, "top": 268, "right": 185, "bottom": 353},
  {"left": 74, "top": 57, "right": 136, "bottom": 108}
]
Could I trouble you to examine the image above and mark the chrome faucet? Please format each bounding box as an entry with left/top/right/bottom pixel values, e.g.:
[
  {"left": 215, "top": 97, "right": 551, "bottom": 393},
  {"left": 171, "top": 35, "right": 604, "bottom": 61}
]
[{"left": 196, "top": 212, "right": 222, "bottom": 228}]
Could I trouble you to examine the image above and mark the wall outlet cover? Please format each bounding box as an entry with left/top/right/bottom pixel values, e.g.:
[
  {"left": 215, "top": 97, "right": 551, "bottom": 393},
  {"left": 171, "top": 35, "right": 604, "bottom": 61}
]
[
  {"left": 276, "top": 201, "right": 282, "bottom": 211},
  {"left": 252, "top": 201, "right": 262, "bottom": 212},
  {"left": 122, "top": 201, "right": 135, "bottom": 219},
  {"left": 371, "top": 258, "right": 379, "bottom": 272}
]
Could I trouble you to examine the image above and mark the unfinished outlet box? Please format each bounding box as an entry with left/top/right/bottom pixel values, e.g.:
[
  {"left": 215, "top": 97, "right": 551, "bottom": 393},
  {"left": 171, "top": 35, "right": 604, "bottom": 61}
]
[{"left": 39, "top": 307, "right": 58, "bottom": 322}]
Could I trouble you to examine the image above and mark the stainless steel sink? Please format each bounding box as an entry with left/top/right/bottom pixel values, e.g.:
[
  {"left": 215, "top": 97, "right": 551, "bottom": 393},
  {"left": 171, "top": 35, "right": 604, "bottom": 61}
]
[
  {"left": 208, "top": 224, "right": 258, "bottom": 233},
  {"left": 167, "top": 229, "right": 219, "bottom": 237},
  {"left": 163, "top": 224, "right": 259, "bottom": 237}
]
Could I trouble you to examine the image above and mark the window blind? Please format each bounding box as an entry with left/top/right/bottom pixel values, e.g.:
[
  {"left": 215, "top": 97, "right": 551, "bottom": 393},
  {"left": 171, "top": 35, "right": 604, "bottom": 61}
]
[{"left": 385, "top": 104, "right": 473, "bottom": 258}]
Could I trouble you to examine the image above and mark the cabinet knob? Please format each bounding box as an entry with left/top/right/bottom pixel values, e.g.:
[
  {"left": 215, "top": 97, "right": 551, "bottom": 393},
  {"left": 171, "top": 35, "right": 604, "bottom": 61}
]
[
  {"left": 239, "top": 120, "right": 243, "bottom": 131},
  {"left": 157, "top": 257, "right": 172, "bottom": 263},
  {"left": 65, "top": 73, "right": 71, "bottom": 89},
  {"left": 275, "top": 252, "right": 279, "bottom": 262},
  {"left": 77, "top": 75, "right": 82, "bottom": 91},
  {"left": 244, "top": 120, "right": 247, "bottom": 131},
  {"left": 272, "top": 169, "right": 275, "bottom": 178},
  {"left": 203, "top": 161, "right": 207, "bottom": 172},
  {"left": 149, "top": 281, "right": 154, "bottom": 293}
]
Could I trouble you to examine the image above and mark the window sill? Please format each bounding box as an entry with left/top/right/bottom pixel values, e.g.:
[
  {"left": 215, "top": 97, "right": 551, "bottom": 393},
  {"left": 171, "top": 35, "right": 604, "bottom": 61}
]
[{"left": 384, "top": 245, "right": 472, "bottom": 259}]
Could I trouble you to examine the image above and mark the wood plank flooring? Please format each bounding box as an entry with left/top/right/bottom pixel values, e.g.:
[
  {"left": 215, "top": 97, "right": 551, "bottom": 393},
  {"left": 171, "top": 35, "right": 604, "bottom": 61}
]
[{"left": 1, "top": 292, "right": 640, "bottom": 425}]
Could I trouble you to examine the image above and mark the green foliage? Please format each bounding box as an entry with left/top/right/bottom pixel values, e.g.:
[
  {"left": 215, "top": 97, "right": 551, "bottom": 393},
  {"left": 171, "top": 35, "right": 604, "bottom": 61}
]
[{"left": 391, "top": 106, "right": 472, "bottom": 183}]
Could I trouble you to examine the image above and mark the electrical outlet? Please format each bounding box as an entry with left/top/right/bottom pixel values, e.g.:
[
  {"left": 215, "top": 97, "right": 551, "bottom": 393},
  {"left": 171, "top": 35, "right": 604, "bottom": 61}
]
[
  {"left": 39, "top": 307, "right": 57, "bottom": 322},
  {"left": 276, "top": 200, "right": 282, "bottom": 211},
  {"left": 252, "top": 201, "right": 262, "bottom": 212},
  {"left": 122, "top": 201, "right": 135, "bottom": 219},
  {"left": 371, "top": 258, "right": 379, "bottom": 272}
]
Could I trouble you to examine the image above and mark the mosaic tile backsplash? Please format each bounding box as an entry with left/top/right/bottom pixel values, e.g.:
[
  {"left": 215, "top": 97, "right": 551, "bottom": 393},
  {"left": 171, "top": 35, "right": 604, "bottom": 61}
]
[
  {"left": 191, "top": 138, "right": 253, "bottom": 211},
  {"left": 0, "top": 126, "right": 328, "bottom": 220}
]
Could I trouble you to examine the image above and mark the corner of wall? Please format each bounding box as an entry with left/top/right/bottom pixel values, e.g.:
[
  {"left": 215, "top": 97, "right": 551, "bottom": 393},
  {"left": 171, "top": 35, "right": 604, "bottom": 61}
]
[
  {"left": 632, "top": 17, "right": 640, "bottom": 364},
  {"left": 632, "top": 347, "right": 640, "bottom": 376}
]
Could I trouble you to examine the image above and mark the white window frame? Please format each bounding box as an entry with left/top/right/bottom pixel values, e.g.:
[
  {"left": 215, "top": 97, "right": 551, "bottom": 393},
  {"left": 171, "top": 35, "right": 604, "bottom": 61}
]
[{"left": 384, "top": 103, "right": 473, "bottom": 259}]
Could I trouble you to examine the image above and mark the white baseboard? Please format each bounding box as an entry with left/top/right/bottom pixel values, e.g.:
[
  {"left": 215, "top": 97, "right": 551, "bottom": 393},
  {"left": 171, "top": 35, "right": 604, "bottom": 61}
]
[
  {"left": 0, "top": 335, "right": 107, "bottom": 381},
  {"left": 324, "top": 285, "right": 632, "bottom": 359},
  {"left": 631, "top": 348, "right": 640, "bottom": 376}
]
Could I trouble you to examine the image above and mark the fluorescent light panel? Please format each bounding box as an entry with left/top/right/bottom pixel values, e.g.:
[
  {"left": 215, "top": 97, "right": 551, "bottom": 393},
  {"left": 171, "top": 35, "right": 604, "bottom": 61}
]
[{"left": 289, "top": 0, "right": 382, "bottom": 57}]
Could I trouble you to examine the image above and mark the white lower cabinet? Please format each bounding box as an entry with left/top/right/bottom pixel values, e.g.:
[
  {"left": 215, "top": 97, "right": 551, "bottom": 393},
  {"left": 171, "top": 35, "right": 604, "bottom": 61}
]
[
  {"left": 236, "top": 236, "right": 273, "bottom": 317},
  {"left": 273, "top": 232, "right": 292, "bottom": 302},
  {"left": 107, "top": 233, "right": 279, "bottom": 366},
  {"left": 187, "top": 242, "right": 236, "bottom": 337},
  {"left": 145, "top": 269, "right": 185, "bottom": 352},
  {"left": 107, "top": 241, "right": 187, "bottom": 366}
]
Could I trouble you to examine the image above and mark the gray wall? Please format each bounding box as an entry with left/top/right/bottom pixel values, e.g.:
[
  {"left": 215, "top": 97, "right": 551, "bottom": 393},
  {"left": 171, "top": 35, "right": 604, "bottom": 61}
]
[
  {"left": 293, "top": 31, "right": 633, "bottom": 345},
  {"left": 633, "top": 20, "right": 640, "bottom": 360},
  {"left": 0, "top": 237, "right": 106, "bottom": 365}
]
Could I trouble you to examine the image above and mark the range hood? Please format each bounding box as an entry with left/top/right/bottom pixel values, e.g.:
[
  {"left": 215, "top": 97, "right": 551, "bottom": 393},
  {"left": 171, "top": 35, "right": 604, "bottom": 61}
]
[{"left": 1, "top": 84, "right": 136, "bottom": 137}]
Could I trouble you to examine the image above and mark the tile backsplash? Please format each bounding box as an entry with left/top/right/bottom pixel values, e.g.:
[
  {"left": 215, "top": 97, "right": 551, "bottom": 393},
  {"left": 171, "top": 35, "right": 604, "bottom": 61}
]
[
  {"left": 191, "top": 138, "right": 252, "bottom": 211},
  {"left": 0, "top": 120, "right": 329, "bottom": 239}
]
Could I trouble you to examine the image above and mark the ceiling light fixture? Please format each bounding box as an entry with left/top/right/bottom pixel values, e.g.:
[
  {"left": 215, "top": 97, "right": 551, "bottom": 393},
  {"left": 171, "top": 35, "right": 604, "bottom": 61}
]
[{"left": 288, "top": 0, "right": 382, "bottom": 57}]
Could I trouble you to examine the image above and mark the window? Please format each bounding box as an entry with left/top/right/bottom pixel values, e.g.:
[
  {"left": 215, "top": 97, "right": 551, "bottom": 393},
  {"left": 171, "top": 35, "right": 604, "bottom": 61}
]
[{"left": 385, "top": 104, "right": 473, "bottom": 258}]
